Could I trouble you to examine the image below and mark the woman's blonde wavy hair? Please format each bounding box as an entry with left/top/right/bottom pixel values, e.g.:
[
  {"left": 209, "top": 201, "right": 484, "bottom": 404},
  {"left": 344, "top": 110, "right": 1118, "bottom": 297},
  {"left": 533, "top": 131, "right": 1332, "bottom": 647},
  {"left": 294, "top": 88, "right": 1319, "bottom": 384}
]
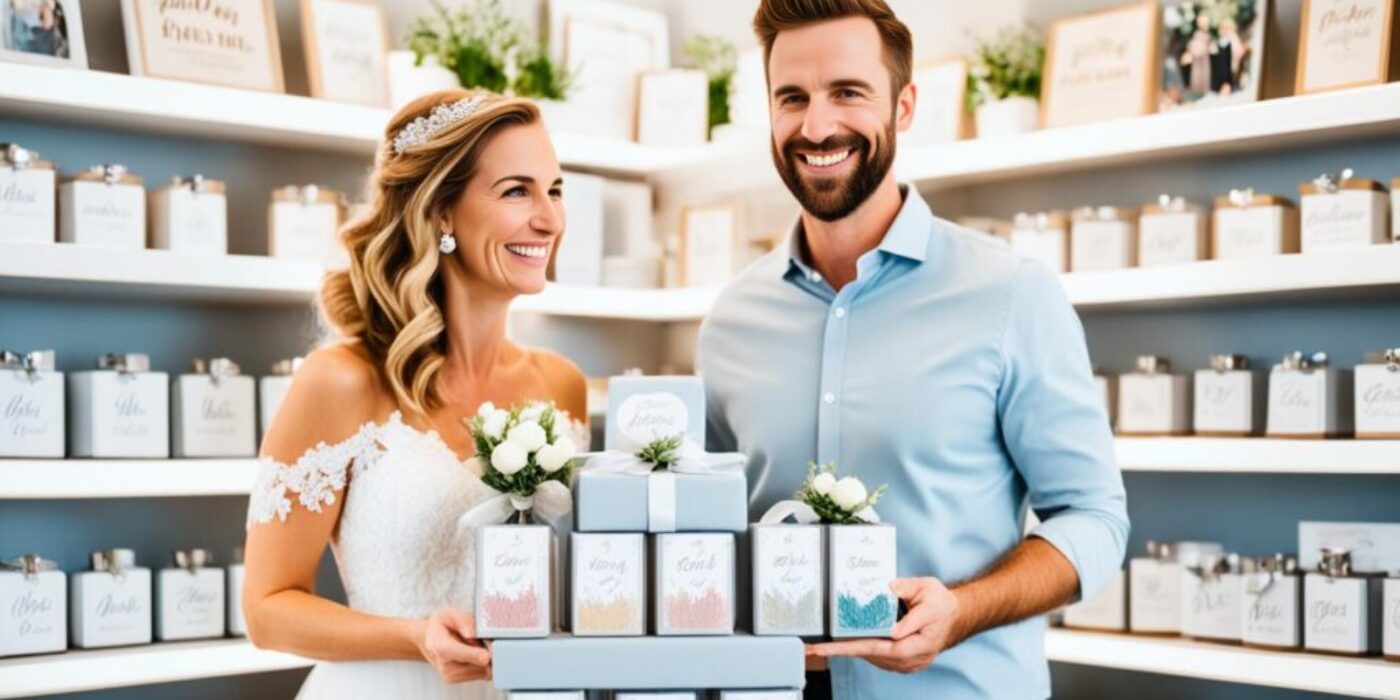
[{"left": 320, "top": 89, "right": 540, "bottom": 416}]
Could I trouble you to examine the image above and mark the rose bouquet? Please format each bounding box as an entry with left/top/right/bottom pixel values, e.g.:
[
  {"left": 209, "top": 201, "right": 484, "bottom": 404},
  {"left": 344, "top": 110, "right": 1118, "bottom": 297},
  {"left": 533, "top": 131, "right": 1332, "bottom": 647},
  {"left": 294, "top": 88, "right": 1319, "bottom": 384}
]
[
  {"left": 460, "top": 400, "right": 577, "bottom": 525},
  {"left": 794, "top": 461, "right": 887, "bottom": 524}
]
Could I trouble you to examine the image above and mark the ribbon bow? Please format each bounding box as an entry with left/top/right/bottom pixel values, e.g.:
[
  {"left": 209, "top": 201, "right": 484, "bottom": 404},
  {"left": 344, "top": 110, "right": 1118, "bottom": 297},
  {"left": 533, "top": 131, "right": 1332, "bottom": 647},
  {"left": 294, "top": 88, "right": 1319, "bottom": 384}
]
[
  {"left": 455, "top": 451, "right": 575, "bottom": 535},
  {"left": 579, "top": 437, "right": 745, "bottom": 532},
  {"left": 758, "top": 499, "right": 880, "bottom": 525},
  {"left": 1312, "top": 168, "right": 1353, "bottom": 194},
  {"left": 1227, "top": 187, "right": 1255, "bottom": 208}
]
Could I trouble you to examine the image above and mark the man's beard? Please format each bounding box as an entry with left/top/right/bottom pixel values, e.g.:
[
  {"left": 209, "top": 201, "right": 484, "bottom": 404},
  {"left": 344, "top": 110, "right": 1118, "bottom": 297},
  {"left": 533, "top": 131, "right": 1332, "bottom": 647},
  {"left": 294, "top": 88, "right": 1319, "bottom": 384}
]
[{"left": 772, "top": 119, "right": 897, "bottom": 223}]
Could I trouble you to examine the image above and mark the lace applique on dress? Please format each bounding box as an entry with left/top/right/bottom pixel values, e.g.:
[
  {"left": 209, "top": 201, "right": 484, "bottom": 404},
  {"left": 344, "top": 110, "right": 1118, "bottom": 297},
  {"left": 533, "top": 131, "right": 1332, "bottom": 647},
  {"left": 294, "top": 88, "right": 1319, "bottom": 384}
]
[{"left": 245, "top": 416, "right": 389, "bottom": 528}]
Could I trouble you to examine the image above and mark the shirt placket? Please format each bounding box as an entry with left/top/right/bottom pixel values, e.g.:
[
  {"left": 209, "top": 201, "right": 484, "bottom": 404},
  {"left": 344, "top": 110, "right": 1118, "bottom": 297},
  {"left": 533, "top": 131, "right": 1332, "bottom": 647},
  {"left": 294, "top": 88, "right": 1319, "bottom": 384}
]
[{"left": 815, "top": 255, "right": 880, "bottom": 466}]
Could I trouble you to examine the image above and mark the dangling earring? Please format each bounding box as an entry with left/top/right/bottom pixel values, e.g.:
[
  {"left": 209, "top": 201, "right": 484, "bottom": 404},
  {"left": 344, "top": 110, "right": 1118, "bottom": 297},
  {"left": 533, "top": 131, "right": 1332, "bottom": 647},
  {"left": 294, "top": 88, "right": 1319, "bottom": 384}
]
[{"left": 439, "top": 231, "right": 457, "bottom": 255}]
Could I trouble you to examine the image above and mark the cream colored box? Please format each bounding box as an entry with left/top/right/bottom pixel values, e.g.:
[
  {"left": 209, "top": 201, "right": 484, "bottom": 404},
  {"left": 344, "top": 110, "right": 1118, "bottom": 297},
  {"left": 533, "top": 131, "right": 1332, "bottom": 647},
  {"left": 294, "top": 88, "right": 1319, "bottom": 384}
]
[
  {"left": 1182, "top": 556, "right": 1246, "bottom": 642},
  {"left": 1300, "top": 173, "right": 1390, "bottom": 253},
  {"left": 0, "top": 558, "right": 65, "bottom": 657},
  {"left": 268, "top": 185, "right": 343, "bottom": 264},
  {"left": 149, "top": 176, "right": 227, "bottom": 255},
  {"left": 1071, "top": 207, "right": 1138, "bottom": 272},
  {"left": 1129, "top": 541, "right": 1223, "bottom": 635},
  {"left": 1266, "top": 352, "right": 1353, "bottom": 438},
  {"left": 171, "top": 359, "right": 256, "bottom": 458},
  {"left": 1355, "top": 351, "right": 1400, "bottom": 438},
  {"left": 59, "top": 166, "right": 146, "bottom": 249},
  {"left": 70, "top": 549, "right": 152, "bottom": 649},
  {"left": 0, "top": 350, "right": 64, "bottom": 458},
  {"left": 155, "top": 551, "right": 225, "bottom": 641},
  {"left": 1117, "top": 356, "right": 1190, "bottom": 436},
  {"left": 1139, "top": 196, "right": 1208, "bottom": 267},
  {"left": 68, "top": 354, "right": 169, "bottom": 458},
  {"left": 1009, "top": 211, "right": 1069, "bottom": 274},
  {"left": 1304, "top": 567, "right": 1383, "bottom": 656},
  {"left": 1212, "top": 190, "right": 1299, "bottom": 260},
  {"left": 1063, "top": 569, "right": 1125, "bottom": 631},
  {"left": 1242, "top": 556, "right": 1302, "bottom": 650},
  {"left": 0, "top": 145, "right": 57, "bottom": 244},
  {"left": 1193, "top": 355, "right": 1259, "bottom": 436}
]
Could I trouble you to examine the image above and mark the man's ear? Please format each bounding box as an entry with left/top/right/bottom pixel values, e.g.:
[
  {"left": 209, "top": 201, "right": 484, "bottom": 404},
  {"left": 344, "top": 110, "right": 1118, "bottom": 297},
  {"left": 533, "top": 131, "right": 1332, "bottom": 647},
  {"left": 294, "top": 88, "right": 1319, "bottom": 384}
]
[{"left": 894, "top": 81, "right": 917, "bottom": 133}]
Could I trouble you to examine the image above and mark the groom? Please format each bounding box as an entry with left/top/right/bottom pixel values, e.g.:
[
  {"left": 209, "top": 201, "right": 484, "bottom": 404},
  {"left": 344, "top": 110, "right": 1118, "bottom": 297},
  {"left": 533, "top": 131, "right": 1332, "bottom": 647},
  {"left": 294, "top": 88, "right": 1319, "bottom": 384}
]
[{"left": 698, "top": 1, "right": 1129, "bottom": 698}]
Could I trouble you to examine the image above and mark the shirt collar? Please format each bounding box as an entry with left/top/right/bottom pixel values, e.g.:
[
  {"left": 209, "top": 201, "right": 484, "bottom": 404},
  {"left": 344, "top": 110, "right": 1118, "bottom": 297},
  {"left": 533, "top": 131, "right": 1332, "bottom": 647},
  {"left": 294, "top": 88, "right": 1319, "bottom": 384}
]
[{"left": 784, "top": 185, "right": 932, "bottom": 280}]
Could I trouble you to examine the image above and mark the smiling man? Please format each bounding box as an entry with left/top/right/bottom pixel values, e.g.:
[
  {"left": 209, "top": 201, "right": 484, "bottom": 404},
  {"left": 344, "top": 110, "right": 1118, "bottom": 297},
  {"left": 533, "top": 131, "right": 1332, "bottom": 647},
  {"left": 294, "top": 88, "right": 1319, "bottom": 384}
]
[{"left": 697, "top": 1, "right": 1130, "bottom": 699}]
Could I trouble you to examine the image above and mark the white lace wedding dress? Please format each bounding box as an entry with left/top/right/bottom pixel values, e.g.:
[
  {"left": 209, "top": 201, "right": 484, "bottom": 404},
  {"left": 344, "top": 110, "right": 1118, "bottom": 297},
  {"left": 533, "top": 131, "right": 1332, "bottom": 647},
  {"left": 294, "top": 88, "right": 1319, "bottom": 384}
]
[{"left": 246, "top": 410, "right": 587, "bottom": 700}]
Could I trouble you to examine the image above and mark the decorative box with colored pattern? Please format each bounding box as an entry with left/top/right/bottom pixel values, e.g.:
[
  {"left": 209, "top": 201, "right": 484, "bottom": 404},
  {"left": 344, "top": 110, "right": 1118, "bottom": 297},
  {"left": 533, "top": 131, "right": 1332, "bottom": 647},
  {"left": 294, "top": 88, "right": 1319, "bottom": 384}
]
[
  {"left": 475, "top": 525, "right": 553, "bottom": 639},
  {"left": 827, "top": 524, "right": 897, "bottom": 639}
]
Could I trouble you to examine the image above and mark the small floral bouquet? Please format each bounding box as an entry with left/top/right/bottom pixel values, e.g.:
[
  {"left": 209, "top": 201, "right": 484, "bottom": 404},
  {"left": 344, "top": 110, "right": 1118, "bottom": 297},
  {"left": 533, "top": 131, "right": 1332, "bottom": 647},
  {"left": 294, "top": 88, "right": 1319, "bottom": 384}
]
[
  {"left": 462, "top": 401, "right": 577, "bottom": 524},
  {"left": 794, "top": 462, "right": 887, "bottom": 524}
]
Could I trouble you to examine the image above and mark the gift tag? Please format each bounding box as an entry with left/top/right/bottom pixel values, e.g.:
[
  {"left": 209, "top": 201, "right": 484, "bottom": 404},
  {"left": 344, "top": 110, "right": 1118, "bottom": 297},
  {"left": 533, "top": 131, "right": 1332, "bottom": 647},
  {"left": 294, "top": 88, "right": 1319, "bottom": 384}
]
[
  {"left": 751, "top": 524, "right": 824, "bottom": 636},
  {"left": 1355, "top": 363, "right": 1400, "bottom": 438},
  {"left": 1302, "top": 190, "right": 1389, "bottom": 253},
  {"left": 1194, "top": 369, "right": 1255, "bottom": 436},
  {"left": 1071, "top": 220, "right": 1136, "bottom": 272},
  {"left": 1214, "top": 206, "right": 1294, "bottom": 259},
  {"left": 606, "top": 375, "right": 705, "bottom": 451},
  {"left": 60, "top": 180, "right": 146, "bottom": 249},
  {"left": 571, "top": 532, "right": 645, "bottom": 636},
  {"left": 0, "top": 166, "right": 56, "bottom": 244},
  {"left": 655, "top": 533, "right": 735, "bottom": 636},
  {"left": 0, "top": 363, "right": 64, "bottom": 458},
  {"left": 0, "top": 566, "right": 66, "bottom": 657},
  {"left": 828, "top": 524, "right": 897, "bottom": 638},
  {"left": 476, "top": 525, "right": 552, "bottom": 638},
  {"left": 1139, "top": 212, "right": 1206, "bottom": 267},
  {"left": 1243, "top": 569, "right": 1301, "bottom": 649}
]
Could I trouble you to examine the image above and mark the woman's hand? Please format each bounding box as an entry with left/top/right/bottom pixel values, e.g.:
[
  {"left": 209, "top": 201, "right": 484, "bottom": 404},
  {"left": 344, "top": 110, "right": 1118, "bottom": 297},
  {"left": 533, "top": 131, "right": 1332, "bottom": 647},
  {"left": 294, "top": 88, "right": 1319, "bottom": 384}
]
[{"left": 416, "top": 608, "right": 492, "bottom": 684}]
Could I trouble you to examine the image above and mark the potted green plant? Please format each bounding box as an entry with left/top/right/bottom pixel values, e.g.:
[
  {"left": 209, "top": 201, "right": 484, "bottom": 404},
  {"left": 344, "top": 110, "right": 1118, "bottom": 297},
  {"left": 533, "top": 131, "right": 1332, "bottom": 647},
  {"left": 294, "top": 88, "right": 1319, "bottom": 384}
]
[
  {"left": 966, "top": 25, "right": 1044, "bottom": 138},
  {"left": 683, "top": 35, "right": 738, "bottom": 138}
]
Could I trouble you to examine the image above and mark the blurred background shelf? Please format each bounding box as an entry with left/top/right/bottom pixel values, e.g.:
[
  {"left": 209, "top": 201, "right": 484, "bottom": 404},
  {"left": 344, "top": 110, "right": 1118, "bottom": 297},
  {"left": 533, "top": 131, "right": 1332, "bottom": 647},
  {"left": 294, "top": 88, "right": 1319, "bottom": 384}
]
[
  {"left": 512, "top": 284, "right": 720, "bottom": 321},
  {"left": 0, "top": 459, "right": 262, "bottom": 499},
  {"left": 1113, "top": 438, "right": 1400, "bottom": 474}
]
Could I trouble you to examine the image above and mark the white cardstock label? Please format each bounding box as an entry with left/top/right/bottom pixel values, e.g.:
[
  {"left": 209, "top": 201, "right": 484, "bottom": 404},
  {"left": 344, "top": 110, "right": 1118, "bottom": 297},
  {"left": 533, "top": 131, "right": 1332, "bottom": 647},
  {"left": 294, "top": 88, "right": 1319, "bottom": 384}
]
[
  {"left": 1214, "top": 207, "right": 1287, "bottom": 258},
  {"left": 1242, "top": 572, "right": 1301, "bottom": 648},
  {"left": 1139, "top": 213, "right": 1202, "bottom": 266},
  {"left": 1194, "top": 370, "right": 1254, "bottom": 434},
  {"left": 1302, "top": 191, "right": 1384, "bottom": 252},
  {"left": 1268, "top": 370, "right": 1329, "bottom": 435},
  {"left": 659, "top": 533, "right": 733, "bottom": 632},
  {"left": 1071, "top": 221, "right": 1134, "bottom": 271},
  {"left": 0, "top": 571, "right": 66, "bottom": 656},
  {"left": 617, "top": 392, "right": 689, "bottom": 446},
  {"left": 0, "top": 168, "right": 56, "bottom": 244},
  {"left": 0, "top": 370, "right": 64, "bottom": 457},
  {"left": 754, "top": 526, "right": 823, "bottom": 633},
  {"left": 1355, "top": 365, "right": 1400, "bottom": 436}
]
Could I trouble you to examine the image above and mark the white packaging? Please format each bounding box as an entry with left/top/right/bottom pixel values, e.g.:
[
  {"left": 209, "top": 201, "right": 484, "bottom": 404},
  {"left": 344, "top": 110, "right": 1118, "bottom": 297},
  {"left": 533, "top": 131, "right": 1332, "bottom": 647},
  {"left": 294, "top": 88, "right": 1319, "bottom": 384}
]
[
  {"left": 1182, "top": 555, "right": 1246, "bottom": 642},
  {"left": 601, "top": 180, "right": 654, "bottom": 258},
  {"left": 635, "top": 69, "right": 709, "bottom": 148},
  {"left": 1064, "top": 569, "right": 1126, "bottom": 631},
  {"left": 259, "top": 358, "right": 301, "bottom": 438},
  {"left": 1266, "top": 352, "right": 1353, "bottom": 438},
  {"left": 171, "top": 358, "right": 256, "bottom": 458},
  {"left": 720, "top": 692, "right": 801, "bottom": 700},
  {"left": 1392, "top": 179, "right": 1399, "bottom": 241},
  {"left": 475, "top": 525, "right": 552, "bottom": 638},
  {"left": 149, "top": 175, "right": 228, "bottom": 255},
  {"left": 1094, "top": 373, "right": 1116, "bottom": 428},
  {"left": 509, "top": 693, "right": 586, "bottom": 700},
  {"left": 227, "top": 548, "right": 246, "bottom": 637},
  {"left": 601, "top": 255, "right": 662, "bottom": 289},
  {"left": 268, "top": 185, "right": 343, "bottom": 264},
  {"left": 1299, "top": 522, "right": 1400, "bottom": 575},
  {"left": 0, "top": 144, "right": 57, "bottom": 244},
  {"left": 59, "top": 165, "right": 146, "bottom": 249},
  {"left": 1242, "top": 555, "right": 1302, "bottom": 650},
  {"left": 155, "top": 549, "right": 225, "bottom": 641},
  {"left": 1117, "top": 356, "right": 1191, "bottom": 436},
  {"left": 570, "top": 532, "right": 645, "bottom": 637},
  {"left": 1304, "top": 550, "right": 1383, "bottom": 655},
  {"left": 1070, "top": 207, "right": 1138, "bottom": 272},
  {"left": 554, "top": 171, "right": 605, "bottom": 286},
  {"left": 0, "top": 349, "right": 64, "bottom": 458},
  {"left": 828, "top": 524, "right": 897, "bottom": 639},
  {"left": 1129, "top": 541, "right": 1223, "bottom": 634},
  {"left": 1300, "top": 172, "right": 1390, "bottom": 253},
  {"left": 1009, "top": 212, "right": 1069, "bottom": 274},
  {"left": 68, "top": 354, "right": 169, "bottom": 458},
  {"left": 1139, "top": 197, "right": 1207, "bottom": 267},
  {"left": 616, "top": 693, "right": 696, "bottom": 700},
  {"left": 0, "top": 555, "right": 66, "bottom": 658},
  {"left": 655, "top": 532, "right": 735, "bottom": 636},
  {"left": 751, "top": 523, "right": 825, "bottom": 637},
  {"left": 70, "top": 549, "right": 152, "bottom": 649},
  {"left": 1212, "top": 190, "right": 1299, "bottom": 259},
  {"left": 1355, "top": 350, "right": 1400, "bottom": 438},
  {"left": 1384, "top": 576, "right": 1399, "bottom": 659},
  {"left": 1193, "top": 355, "right": 1258, "bottom": 436}
]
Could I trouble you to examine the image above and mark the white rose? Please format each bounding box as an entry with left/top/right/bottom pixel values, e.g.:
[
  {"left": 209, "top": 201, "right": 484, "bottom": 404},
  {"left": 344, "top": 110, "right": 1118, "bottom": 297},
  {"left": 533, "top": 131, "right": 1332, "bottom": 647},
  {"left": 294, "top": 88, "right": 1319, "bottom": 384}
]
[
  {"left": 507, "top": 421, "right": 548, "bottom": 452},
  {"left": 811, "top": 472, "right": 837, "bottom": 496},
  {"left": 832, "top": 477, "right": 868, "bottom": 511},
  {"left": 552, "top": 435, "right": 576, "bottom": 462},
  {"left": 536, "top": 443, "right": 569, "bottom": 473},
  {"left": 476, "top": 401, "right": 496, "bottom": 418},
  {"left": 521, "top": 402, "right": 547, "bottom": 422},
  {"left": 482, "top": 410, "right": 509, "bottom": 440},
  {"left": 490, "top": 441, "right": 528, "bottom": 475}
]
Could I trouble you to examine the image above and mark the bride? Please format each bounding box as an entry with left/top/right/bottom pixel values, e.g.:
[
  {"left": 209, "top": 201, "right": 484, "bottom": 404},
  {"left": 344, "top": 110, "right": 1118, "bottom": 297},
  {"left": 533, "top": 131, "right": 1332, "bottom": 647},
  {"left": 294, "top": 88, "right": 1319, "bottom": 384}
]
[{"left": 242, "top": 89, "right": 587, "bottom": 699}]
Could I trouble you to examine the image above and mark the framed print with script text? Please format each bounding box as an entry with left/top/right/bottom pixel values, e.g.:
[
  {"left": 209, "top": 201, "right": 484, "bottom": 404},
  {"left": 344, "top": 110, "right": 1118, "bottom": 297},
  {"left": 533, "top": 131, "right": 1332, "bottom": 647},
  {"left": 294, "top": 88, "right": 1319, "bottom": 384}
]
[
  {"left": 1296, "top": 0, "right": 1398, "bottom": 94},
  {"left": 1041, "top": 1, "right": 1161, "bottom": 128},
  {"left": 120, "top": 0, "right": 284, "bottom": 93},
  {"left": 300, "top": 0, "right": 390, "bottom": 107}
]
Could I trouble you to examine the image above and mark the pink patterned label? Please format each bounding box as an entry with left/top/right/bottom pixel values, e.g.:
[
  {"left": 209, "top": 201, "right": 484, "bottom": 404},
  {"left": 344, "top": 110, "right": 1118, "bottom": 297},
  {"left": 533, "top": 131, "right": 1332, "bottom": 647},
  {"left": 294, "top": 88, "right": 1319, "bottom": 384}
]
[
  {"left": 664, "top": 588, "right": 727, "bottom": 629},
  {"left": 480, "top": 586, "right": 541, "bottom": 629}
]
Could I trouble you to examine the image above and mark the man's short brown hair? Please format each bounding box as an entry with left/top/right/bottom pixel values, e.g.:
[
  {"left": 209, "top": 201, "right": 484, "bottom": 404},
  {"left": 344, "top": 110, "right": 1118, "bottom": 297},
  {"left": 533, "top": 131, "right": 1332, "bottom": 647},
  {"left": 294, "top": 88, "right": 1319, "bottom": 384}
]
[{"left": 753, "top": 0, "right": 914, "bottom": 95}]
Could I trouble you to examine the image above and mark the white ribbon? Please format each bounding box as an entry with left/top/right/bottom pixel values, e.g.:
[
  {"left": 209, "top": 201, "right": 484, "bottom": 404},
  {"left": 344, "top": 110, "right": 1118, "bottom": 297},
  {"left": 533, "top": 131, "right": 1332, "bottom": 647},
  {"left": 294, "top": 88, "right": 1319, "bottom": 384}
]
[
  {"left": 579, "top": 439, "right": 745, "bottom": 532},
  {"left": 456, "top": 479, "right": 573, "bottom": 533},
  {"left": 758, "top": 501, "right": 880, "bottom": 524}
]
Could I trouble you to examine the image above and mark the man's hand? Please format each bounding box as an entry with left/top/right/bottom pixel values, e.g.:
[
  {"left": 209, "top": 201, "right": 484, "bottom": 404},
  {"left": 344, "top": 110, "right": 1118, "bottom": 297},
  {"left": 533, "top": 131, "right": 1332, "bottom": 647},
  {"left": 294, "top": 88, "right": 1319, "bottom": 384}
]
[{"left": 807, "top": 577, "right": 964, "bottom": 674}]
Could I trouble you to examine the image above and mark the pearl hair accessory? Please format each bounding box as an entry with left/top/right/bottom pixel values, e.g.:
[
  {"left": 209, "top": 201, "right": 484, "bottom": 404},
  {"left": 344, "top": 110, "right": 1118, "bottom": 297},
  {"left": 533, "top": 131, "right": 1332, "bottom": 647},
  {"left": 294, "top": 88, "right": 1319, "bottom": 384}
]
[{"left": 392, "top": 93, "right": 488, "bottom": 155}]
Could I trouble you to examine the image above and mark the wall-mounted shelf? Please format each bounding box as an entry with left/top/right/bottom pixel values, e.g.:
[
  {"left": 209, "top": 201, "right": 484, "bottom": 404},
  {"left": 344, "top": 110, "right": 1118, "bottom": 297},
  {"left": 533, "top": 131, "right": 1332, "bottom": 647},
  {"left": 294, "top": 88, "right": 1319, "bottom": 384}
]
[
  {"left": 512, "top": 284, "right": 720, "bottom": 321},
  {"left": 1047, "top": 629, "right": 1400, "bottom": 699},
  {"left": 0, "top": 459, "right": 262, "bottom": 499},
  {"left": 1114, "top": 438, "right": 1400, "bottom": 474},
  {"left": 0, "top": 639, "right": 311, "bottom": 699}
]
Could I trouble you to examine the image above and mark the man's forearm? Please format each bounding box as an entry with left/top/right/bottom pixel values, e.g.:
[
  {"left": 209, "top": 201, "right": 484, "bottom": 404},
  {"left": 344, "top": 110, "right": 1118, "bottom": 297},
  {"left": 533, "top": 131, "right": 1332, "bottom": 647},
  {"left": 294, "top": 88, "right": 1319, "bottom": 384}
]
[{"left": 945, "top": 537, "right": 1079, "bottom": 647}]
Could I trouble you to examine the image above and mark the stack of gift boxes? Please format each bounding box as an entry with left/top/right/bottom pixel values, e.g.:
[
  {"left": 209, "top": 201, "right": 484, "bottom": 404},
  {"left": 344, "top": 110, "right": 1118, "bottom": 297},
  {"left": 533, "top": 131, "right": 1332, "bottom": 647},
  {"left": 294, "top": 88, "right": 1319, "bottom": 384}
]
[
  {"left": 474, "top": 375, "right": 899, "bottom": 699},
  {"left": 1061, "top": 522, "right": 1400, "bottom": 662}
]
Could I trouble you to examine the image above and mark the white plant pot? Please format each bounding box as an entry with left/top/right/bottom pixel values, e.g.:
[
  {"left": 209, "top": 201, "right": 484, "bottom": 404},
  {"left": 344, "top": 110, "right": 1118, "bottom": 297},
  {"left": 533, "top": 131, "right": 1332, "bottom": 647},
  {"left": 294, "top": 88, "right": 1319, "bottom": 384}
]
[
  {"left": 533, "top": 99, "right": 575, "bottom": 133},
  {"left": 386, "top": 50, "right": 460, "bottom": 110},
  {"left": 975, "top": 96, "right": 1039, "bottom": 139}
]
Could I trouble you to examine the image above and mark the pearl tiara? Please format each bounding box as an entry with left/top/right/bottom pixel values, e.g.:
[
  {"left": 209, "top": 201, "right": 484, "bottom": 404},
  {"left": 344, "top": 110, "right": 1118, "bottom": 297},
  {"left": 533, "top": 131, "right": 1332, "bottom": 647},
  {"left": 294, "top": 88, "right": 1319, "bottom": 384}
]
[{"left": 391, "top": 93, "right": 488, "bottom": 155}]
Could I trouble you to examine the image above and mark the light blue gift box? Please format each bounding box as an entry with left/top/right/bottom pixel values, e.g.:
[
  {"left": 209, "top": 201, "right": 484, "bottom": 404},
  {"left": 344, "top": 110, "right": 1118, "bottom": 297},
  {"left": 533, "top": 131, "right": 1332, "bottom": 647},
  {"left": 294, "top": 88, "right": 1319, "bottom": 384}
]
[
  {"left": 605, "top": 375, "right": 705, "bottom": 451},
  {"left": 574, "top": 470, "right": 747, "bottom": 533},
  {"left": 491, "top": 634, "right": 805, "bottom": 691}
]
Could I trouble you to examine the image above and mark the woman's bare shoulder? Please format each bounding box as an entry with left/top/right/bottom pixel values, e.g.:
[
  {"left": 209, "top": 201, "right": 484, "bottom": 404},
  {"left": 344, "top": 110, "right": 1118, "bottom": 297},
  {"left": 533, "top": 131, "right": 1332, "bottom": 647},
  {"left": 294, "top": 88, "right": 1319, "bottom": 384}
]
[
  {"left": 528, "top": 348, "right": 587, "bottom": 419},
  {"left": 260, "top": 342, "right": 392, "bottom": 461}
]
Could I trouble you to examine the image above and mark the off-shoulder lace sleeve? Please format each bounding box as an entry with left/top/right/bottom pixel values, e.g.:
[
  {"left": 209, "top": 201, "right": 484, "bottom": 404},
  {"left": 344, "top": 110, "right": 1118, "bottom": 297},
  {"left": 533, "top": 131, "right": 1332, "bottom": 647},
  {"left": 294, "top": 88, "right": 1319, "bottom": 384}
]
[{"left": 246, "top": 419, "right": 386, "bottom": 528}]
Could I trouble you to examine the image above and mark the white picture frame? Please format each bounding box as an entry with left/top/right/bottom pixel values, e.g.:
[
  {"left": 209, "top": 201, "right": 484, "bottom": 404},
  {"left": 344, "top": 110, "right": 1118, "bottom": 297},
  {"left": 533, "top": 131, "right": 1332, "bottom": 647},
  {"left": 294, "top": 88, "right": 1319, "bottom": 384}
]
[
  {"left": 299, "top": 0, "right": 390, "bottom": 107},
  {"left": 680, "top": 202, "right": 739, "bottom": 288},
  {"left": 548, "top": 0, "right": 670, "bottom": 141},
  {"left": 1042, "top": 1, "right": 1161, "bottom": 128},
  {"left": 1158, "top": 0, "right": 1270, "bottom": 111},
  {"left": 636, "top": 69, "right": 709, "bottom": 148},
  {"left": 120, "top": 0, "right": 285, "bottom": 93},
  {"left": 0, "top": 0, "right": 87, "bottom": 69}
]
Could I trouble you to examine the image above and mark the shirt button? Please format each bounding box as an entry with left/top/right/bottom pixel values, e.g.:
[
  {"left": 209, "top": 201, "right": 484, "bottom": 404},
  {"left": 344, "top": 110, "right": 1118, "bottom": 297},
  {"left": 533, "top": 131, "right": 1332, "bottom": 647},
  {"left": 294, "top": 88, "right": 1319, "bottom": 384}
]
[
  {"left": 810, "top": 271, "right": 822, "bottom": 283},
  {"left": 823, "top": 392, "right": 835, "bottom": 405},
  {"left": 834, "top": 307, "right": 846, "bottom": 318}
]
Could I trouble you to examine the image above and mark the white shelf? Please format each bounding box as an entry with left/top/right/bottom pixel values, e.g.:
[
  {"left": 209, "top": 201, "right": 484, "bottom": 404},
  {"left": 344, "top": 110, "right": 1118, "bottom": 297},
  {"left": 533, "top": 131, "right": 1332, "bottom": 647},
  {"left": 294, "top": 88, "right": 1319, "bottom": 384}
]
[
  {"left": 1046, "top": 629, "right": 1400, "bottom": 699},
  {"left": 512, "top": 284, "right": 720, "bottom": 321},
  {"left": 1061, "top": 246, "right": 1400, "bottom": 309},
  {"left": 0, "top": 242, "right": 321, "bottom": 305},
  {"left": 0, "top": 639, "right": 311, "bottom": 698},
  {"left": 0, "top": 459, "right": 260, "bottom": 499},
  {"left": 1114, "top": 438, "right": 1400, "bottom": 474}
]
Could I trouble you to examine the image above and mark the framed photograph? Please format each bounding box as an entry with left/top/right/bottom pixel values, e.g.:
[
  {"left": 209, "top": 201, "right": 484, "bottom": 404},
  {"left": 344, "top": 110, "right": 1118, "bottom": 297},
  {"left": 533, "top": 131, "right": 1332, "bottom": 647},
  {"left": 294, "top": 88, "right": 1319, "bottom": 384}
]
[
  {"left": 636, "top": 69, "right": 709, "bottom": 148},
  {"left": 1296, "top": 0, "right": 1397, "bottom": 94},
  {"left": 299, "top": 0, "right": 389, "bottom": 107},
  {"left": 1, "top": 0, "right": 87, "bottom": 68},
  {"left": 905, "top": 57, "right": 971, "bottom": 145},
  {"left": 549, "top": 0, "right": 670, "bottom": 141},
  {"left": 120, "top": 0, "right": 284, "bottom": 93},
  {"left": 680, "top": 202, "right": 739, "bottom": 287},
  {"left": 1041, "top": 1, "right": 1161, "bottom": 128},
  {"left": 1160, "top": 0, "right": 1269, "bottom": 111}
]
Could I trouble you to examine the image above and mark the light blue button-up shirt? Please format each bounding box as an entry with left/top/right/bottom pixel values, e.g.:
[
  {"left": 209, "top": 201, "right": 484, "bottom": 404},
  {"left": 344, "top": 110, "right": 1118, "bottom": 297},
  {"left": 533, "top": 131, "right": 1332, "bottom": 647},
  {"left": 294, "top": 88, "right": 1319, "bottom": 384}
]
[{"left": 697, "top": 187, "right": 1129, "bottom": 700}]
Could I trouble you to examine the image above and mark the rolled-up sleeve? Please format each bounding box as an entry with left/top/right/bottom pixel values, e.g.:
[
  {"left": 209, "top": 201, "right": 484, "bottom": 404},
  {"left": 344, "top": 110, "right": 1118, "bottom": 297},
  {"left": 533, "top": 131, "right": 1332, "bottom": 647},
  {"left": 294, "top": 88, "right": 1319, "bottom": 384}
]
[{"left": 996, "top": 260, "right": 1129, "bottom": 601}]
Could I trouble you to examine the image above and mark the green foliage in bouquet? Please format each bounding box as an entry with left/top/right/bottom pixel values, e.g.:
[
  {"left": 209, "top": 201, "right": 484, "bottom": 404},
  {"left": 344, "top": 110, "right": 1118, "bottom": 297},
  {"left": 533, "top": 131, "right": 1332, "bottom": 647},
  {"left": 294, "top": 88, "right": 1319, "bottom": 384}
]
[
  {"left": 408, "top": 0, "right": 571, "bottom": 99},
  {"left": 797, "top": 461, "right": 887, "bottom": 525},
  {"left": 636, "top": 435, "right": 683, "bottom": 472},
  {"left": 683, "top": 35, "right": 737, "bottom": 136},
  {"left": 466, "top": 401, "right": 576, "bottom": 500},
  {"left": 965, "top": 25, "right": 1044, "bottom": 111}
]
